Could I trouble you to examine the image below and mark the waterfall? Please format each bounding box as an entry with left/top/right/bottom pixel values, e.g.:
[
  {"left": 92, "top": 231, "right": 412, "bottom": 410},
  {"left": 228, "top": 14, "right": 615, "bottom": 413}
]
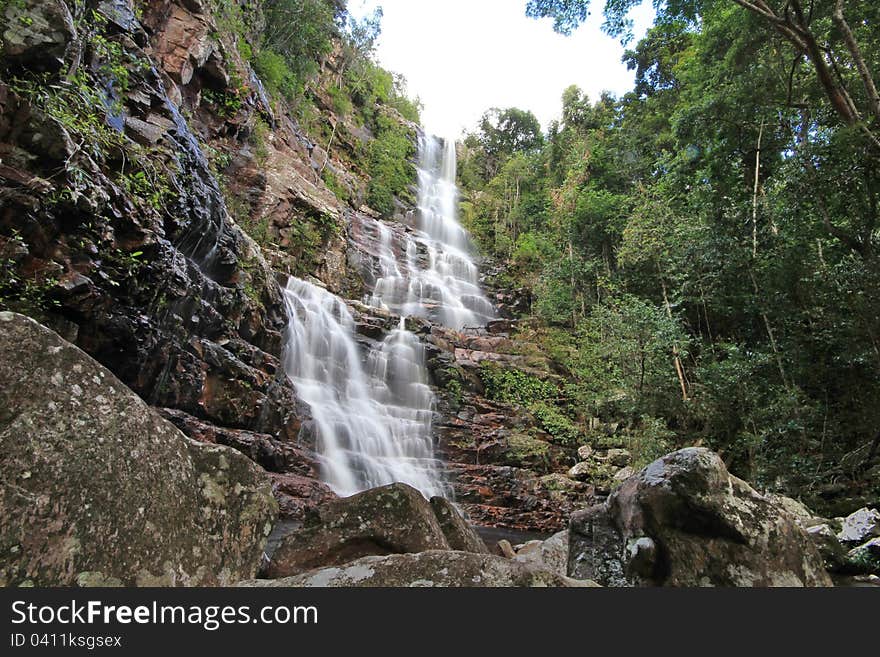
[
  {"left": 368, "top": 135, "right": 496, "bottom": 331},
  {"left": 281, "top": 133, "right": 494, "bottom": 499},
  {"left": 281, "top": 278, "right": 445, "bottom": 498}
]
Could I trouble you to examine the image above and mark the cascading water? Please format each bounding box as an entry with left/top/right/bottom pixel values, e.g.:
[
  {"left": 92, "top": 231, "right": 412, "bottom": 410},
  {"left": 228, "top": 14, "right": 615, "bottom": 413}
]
[
  {"left": 281, "top": 278, "right": 445, "bottom": 498},
  {"left": 368, "top": 135, "right": 496, "bottom": 331},
  {"left": 282, "top": 133, "right": 495, "bottom": 498}
]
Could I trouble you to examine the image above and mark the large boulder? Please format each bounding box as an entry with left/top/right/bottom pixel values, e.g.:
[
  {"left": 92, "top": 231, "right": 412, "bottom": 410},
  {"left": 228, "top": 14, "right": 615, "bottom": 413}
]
[
  {"left": 244, "top": 551, "right": 598, "bottom": 587},
  {"left": 512, "top": 530, "right": 569, "bottom": 577},
  {"left": 0, "top": 312, "right": 277, "bottom": 586},
  {"left": 264, "top": 483, "right": 450, "bottom": 578},
  {"left": 429, "top": 497, "right": 489, "bottom": 553},
  {"left": 568, "top": 447, "right": 832, "bottom": 587}
]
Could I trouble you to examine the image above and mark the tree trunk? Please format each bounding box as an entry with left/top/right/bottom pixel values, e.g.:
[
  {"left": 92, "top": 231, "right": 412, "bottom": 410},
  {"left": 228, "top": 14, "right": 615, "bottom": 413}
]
[{"left": 658, "top": 266, "right": 689, "bottom": 401}]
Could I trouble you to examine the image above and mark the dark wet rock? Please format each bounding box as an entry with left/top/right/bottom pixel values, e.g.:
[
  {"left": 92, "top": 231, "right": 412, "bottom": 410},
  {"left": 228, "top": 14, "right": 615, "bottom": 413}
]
[
  {"left": 264, "top": 483, "right": 450, "bottom": 578},
  {"left": 268, "top": 473, "right": 337, "bottom": 522},
  {"left": 243, "top": 550, "right": 598, "bottom": 587},
  {"left": 0, "top": 0, "right": 303, "bottom": 447},
  {"left": 845, "top": 538, "right": 880, "bottom": 575},
  {"left": 568, "top": 448, "right": 832, "bottom": 587},
  {"left": 429, "top": 497, "right": 489, "bottom": 553},
  {"left": 1, "top": 0, "right": 75, "bottom": 73},
  {"left": 159, "top": 408, "right": 318, "bottom": 479},
  {"left": 0, "top": 312, "right": 277, "bottom": 586},
  {"left": 807, "top": 523, "right": 850, "bottom": 572}
]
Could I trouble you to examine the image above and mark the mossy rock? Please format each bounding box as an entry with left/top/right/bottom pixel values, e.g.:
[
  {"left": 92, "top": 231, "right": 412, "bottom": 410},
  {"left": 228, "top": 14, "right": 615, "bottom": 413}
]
[{"left": 0, "top": 312, "right": 277, "bottom": 586}]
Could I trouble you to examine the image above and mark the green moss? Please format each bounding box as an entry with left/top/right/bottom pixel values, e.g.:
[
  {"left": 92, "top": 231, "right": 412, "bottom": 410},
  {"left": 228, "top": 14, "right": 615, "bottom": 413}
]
[{"left": 505, "top": 432, "right": 550, "bottom": 468}]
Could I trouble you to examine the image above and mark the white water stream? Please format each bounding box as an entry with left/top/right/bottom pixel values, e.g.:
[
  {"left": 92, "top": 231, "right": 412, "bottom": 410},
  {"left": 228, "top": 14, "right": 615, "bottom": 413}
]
[{"left": 282, "top": 134, "right": 493, "bottom": 498}]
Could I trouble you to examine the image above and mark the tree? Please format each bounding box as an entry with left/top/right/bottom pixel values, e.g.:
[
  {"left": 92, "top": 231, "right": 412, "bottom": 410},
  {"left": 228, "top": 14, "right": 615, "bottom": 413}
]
[
  {"left": 478, "top": 107, "right": 544, "bottom": 178},
  {"left": 526, "top": 0, "right": 880, "bottom": 149}
]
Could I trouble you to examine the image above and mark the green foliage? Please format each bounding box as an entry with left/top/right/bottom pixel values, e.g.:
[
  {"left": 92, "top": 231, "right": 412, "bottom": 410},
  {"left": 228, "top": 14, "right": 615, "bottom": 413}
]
[
  {"left": 117, "top": 166, "right": 172, "bottom": 211},
  {"left": 10, "top": 72, "right": 125, "bottom": 157},
  {"left": 253, "top": 48, "right": 301, "bottom": 101},
  {"left": 260, "top": 0, "right": 339, "bottom": 86},
  {"left": 288, "top": 211, "right": 341, "bottom": 274},
  {"left": 99, "top": 246, "right": 147, "bottom": 289},
  {"left": 328, "top": 84, "right": 352, "bottom": 116},
  {"left": 570, "top": 295, "right": 689, "bottom": 417},
  {"left": 251, "top": 118, "right": 270, "bottom": 164},
  {"left": 529, "top": 401, "right": 581, "bottom": 445},
  {"left": 479, "top": 362, "right": 557, "bottom": 407},
  {"left": 202, "top": 86, "right": 244, "bottom": 118},
  {"left": 366, "top": 112, "right": 416, "bottom": 217},
  {"left": 451, "top": 0, "right": 880, "bottom": 508},
  {"left": 321, "top": 169, "right": 350, "bottom": 202},
  {"left": 444, "top": 378, "right": 463, "bottom": 410},
  {"left": 0, "top": 232, "right": 59, "bottom": 319},
  {"left": 624, "top": 416, "right": 675, "bottom": 470}
]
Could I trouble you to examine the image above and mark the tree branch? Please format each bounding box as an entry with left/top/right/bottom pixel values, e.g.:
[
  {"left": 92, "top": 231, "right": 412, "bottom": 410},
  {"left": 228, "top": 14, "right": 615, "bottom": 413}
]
[{"left": 832, "top": 0, "right": 880, "bottom": 125}]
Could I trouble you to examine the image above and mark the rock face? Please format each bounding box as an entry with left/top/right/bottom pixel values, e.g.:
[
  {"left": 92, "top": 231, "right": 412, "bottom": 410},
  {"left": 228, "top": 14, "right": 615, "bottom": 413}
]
[
  {"left": 265, "top": 483, "right": 451, "bottom": 578},
  {"left": 837, "top": 507, "right": 880, "bottom": 544},
  {"left": 512, "top": 531, "right": 569, "bottom": 578},
  {"left": 425, "top": 321, "right": 592, "bottom": 533},
  {"left": 0, "top": 312, "right": 277, "bottom": 586},
  {"left": 568, "top": 448, "right": 832, "bottom": 587},
  {"left": 245, "top": 551, "right": 596, "bottom": 588},
  {"left": 1, "top": 0, "right": 75, "bottom": 72},
  {"left": 430, "top": 497, "right": 489, "bottom": 553}
]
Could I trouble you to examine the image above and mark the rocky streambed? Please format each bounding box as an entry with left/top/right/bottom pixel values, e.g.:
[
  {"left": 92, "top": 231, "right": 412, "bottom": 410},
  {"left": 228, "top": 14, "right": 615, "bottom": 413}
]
[{"left": 5, "top": 309, "right": 879, "bottom": 587}]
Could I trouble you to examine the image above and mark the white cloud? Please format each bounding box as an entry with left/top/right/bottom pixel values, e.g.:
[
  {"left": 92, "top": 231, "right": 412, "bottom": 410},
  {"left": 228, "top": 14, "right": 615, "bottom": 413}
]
[{"left": 350, "top": 0, "right": 655, "bottom": 138}]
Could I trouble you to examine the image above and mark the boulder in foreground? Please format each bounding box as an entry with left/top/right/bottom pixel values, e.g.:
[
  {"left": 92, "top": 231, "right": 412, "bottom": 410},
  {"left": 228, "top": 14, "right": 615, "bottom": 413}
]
[
  {"left": 568, "top": 447, "right": 832, "bottom": 587},
  {"left": 0, "top": 312, "right": 277, "bottom": 586},
  {"left": 246, "top": 550, "right": 598, "bottom": 587},
  {"left": 265, "top": 482, "right": 451, "bottom": 578},
  {"left": 430, "top": 496, "right": 489, "bottom": 553}
]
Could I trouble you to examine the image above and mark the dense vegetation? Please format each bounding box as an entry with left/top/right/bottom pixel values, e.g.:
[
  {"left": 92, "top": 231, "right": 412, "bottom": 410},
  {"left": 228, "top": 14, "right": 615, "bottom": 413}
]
[
  {"left": 459, "top": 0, "right": 880, "bottom": 510},
  {"left": 214, "top": 0, "right": 420, "bottom": 220}
]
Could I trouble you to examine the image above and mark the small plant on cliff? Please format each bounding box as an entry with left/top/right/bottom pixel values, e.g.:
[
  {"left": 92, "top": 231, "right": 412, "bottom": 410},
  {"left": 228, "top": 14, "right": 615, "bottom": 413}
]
[
  {"left": 117, "top": 164, "right": 172, "bottom": 212},
  {"left": 0, "top": 232, "right": 60, "bottom": 319},
  {"left": 529, "top": 401, "right": 581, "bottom": 446},
  {"left": 321, "top": 169, "right": 350, "bottom": 203},
  {"left": 479, "top": 362, "right": 557, "bottom": 407}
]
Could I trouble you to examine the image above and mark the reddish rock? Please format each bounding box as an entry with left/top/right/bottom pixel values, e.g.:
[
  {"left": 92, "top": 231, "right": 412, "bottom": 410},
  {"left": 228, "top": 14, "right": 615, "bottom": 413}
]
[{"left": 269, "top": 473, "right": 337, "bottom": 521}]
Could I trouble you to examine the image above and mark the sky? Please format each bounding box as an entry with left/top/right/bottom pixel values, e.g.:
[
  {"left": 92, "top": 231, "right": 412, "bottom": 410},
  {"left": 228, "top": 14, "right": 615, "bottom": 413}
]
[{"left": 349, "top": 0, "right": 656, "bottom": 138}]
